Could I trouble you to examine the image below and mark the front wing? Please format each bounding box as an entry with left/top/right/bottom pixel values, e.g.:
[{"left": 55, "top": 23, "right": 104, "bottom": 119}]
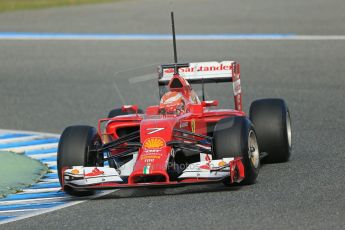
[{"left": 62, "top": 157, "right": 245, "bottom": 191}]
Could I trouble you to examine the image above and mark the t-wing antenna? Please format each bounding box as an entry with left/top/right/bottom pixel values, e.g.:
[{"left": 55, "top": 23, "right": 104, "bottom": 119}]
[
  {"left": 171, "top": 12, "right": 178, "bottom": 66},
  {"left": 169, "top": 12, "right": 189, "bottom": 75},
  {"left": 168, "top": 12, "right": 205, "bottom": 100}
]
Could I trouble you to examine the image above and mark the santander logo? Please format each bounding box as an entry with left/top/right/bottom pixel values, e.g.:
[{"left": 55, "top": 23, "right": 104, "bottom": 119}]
[{"left": 164, "top": 64, "right": 233, "bottom": 74}]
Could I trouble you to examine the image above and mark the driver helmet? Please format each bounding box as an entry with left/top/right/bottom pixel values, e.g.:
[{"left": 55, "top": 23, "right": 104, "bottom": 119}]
[{"left": 159, "top": 91, "right": 186, "bottom": 115}]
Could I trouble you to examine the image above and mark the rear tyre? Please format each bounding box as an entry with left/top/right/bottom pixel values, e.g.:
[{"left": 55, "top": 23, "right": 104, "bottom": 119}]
[
  {"left": 213, "top": 116, "right": 260, "bottom": 185},
  {"left": 57, "top": 125, "right": 101, "bottom": 196},
  {"left": 249, "top": 98, "right": 291, "bottom": 163},
  {"left": 107, "top": 108, "right": 143, "bottom": 118}
]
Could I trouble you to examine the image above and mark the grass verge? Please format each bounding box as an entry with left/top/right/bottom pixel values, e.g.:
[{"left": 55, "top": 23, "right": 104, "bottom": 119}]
[{"left": 0, "top": 151, "right": 48, "bottom": 198}]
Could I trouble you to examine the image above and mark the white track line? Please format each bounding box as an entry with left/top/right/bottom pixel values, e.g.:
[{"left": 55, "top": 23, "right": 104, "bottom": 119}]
[
  {"left": 0, "top": 135, "right": 43, "bottom": 144},
  {"left": 38, "top": 178, "right": 59, "bottom": 183},
  {"left": 4, "top": 143, "right": 58, "bottom": 153},
  {"left": 0, "top": 197, "right": 72, "bottom": 205},
  {"left": 282, "top": 35, "right": 345, "bottom": 40},
  {"left": 35, "top": 181, "right": 58, "bottom": 185},
  {"left": 11, "top": 35, "right": 345, "bottom": 40},
  {"left": 0, "top": 190, "right": 118, "bottom": 224},
  {"left": 44, "top": 161, "right": 57, "bottom": 167},
  {"left": 0, "top": 129, "right": 59, "bottom": 138},
  {"left": 0, "top": 209, "right": 41, "bottom": 214},
  {"left": 0, "top": 129, "right": 118, "bottom": 225},
  {"left": 0, "top": 35, "right": 345, "bottom": 41},
  {"left": 30, "top": 152, "right": 57, "bottom": 159},
  {"left": 21, "top": 188, "right": 61, "bottom": 194}
]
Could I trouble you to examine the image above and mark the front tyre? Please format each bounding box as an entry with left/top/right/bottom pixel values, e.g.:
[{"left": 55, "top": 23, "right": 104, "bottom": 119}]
[
  {"left": 57, "top": 125, "right": 101, "bottom": 196},
  {"left": 213, "top": 116, "right": 260, "bottom": 185},
  {"left": 250, "top": 98, "right": 292, "bottom": 163}
]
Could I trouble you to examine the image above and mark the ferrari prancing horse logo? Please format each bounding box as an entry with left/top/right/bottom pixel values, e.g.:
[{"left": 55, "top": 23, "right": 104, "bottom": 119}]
[{"left": 191, "top": 119, "right": 196, "bottom": 133}]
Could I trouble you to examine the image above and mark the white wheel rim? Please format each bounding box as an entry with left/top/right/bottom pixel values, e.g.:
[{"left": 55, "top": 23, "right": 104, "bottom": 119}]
[
  {"left": 248, "top": 130, "right": 260, "bottom": 168},
  {"left": 286, "top": 110, "right": 292, "bottom": 149}
]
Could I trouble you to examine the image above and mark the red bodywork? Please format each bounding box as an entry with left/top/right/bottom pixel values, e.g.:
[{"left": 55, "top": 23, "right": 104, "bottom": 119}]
[{"left": 63, "top": 62, "right": 246, "bottom": 190}]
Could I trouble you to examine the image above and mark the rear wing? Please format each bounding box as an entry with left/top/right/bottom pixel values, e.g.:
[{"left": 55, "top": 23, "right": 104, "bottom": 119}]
[
  {"left": 158, "top": 61, "right": 236, "bottom": 85},
  {"left": 157, "top": 61, "right": 243, "bottom": 111}
]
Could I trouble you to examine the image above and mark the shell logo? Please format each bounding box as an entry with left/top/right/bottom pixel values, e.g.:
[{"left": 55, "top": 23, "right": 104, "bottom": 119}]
[
  {"left": 143, "top": 137, "right": 166, "bottom": 149},
  {"left": 71, "top": 169, "right": 80, "bottom": 175},
  {"left": 218, "top": 160, "right": 227, "bottom": 167}
]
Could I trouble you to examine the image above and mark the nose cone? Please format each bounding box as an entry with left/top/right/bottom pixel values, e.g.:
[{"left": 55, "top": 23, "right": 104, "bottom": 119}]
[
  {"left": 128, "top": 118, "right": 177, "bottom": 184},
  {"left": 141, "top": 118, "right": 176, "bottom": 141}
]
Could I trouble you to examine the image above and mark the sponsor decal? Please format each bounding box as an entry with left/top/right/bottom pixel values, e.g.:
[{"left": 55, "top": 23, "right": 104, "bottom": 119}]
[
  {"left": 144, "top": 159, "right": 154, "bottom": 163},
  {"left": 200, "top": 153, "right": 212, "bottom": 162},
  {"left": 199, "top": 164, "right": 211, "bottom": 170},
  {"left": 85, "top": 168, "right": 104, "bottom": 177},
  {"left": 164, "top": 64, "right": 233, "bottom": 74},
  {"left": 146, "top": 127, "right": 164, "bottom": 134},
  {"left": 71, "top": 169, "right": 80, "bottom": 175},
  {"left": 191, "top": 119, "right": 196, "bottom": 133},
  {"left": 140, "top": 149, "right": 163, "bottom": 161},
  {"left": 218, "top": 160, "right": 227, "bottom": 167},
  {"left": 199, "top": 154, "right": 212, "bottom": 170},
  {"left": 143, "top": 165, "right": 151, "bottom": 174},
  {"left": 143, "top": 137, "right": 165, "bottom": 149},
  {"left": 143, "top": 149, "right": 161, "bottom": 153},
  {"left": 233, "top": 79, "right": 241, "bottom": 96},
  {"left": 204, "top": 154, "right": 211, "bottom": 162},
  {"left": 141, "top": 154, "right": 161, "bottom": 159}
]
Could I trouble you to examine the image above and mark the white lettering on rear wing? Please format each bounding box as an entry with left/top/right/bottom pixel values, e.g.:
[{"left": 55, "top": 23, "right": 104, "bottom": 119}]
[{"left": 158, "top": 61, "right": 235, "bottom": 84}]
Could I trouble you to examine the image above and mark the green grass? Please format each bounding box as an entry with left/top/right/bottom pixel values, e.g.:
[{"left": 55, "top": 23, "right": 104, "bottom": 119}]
[
  {"left": 0, "top": 151, "right": 48, "bottom": 198},
  {"left": 0, "top": 0, "right": 121, "bottom": 12}
]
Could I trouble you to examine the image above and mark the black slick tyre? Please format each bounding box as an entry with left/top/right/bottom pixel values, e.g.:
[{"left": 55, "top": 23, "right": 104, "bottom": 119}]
[
  {"left": 249, "top": 98, "right": 292, "bottom": 163},
  {"left": 57, "top": 125, "right": 101, "bottom": 196},
  {"left": 213, "top": 116, "right": 260, "bottom": 185}
]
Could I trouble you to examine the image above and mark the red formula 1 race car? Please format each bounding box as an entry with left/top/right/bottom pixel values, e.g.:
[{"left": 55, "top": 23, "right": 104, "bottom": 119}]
[
  {"left": 57, "top": 60, "right": 292, "bottom": 195},
  {"left": 57, "top": 14, "right": 292, "bottom": 196}
]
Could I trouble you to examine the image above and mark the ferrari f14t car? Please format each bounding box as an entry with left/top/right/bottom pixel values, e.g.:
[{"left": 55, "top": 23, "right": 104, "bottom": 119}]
[{"left": 57, "top": 61, "right": 292, "bottom": 196}]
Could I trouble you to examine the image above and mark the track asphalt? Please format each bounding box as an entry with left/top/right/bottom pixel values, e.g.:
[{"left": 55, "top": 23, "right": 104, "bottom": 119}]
[{"left": 0, "top": 0, "right": 344, "bottom": 229}]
